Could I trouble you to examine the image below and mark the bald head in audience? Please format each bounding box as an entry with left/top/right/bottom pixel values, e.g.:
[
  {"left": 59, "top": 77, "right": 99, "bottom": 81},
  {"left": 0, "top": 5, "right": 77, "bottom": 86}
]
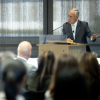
[{"left": 17, "top": 41, "right": 32, "bottom": 60}]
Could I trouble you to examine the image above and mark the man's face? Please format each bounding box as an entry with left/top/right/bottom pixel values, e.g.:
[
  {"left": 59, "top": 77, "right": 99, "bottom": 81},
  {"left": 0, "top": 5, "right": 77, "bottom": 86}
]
[{"left": 68, "top": 10, "right": 79, "bottom": 24}]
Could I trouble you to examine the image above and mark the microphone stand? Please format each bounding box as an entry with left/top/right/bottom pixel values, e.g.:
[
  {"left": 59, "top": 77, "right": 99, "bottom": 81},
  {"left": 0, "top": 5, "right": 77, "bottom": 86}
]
[
  {"left": 43, "top": 25, "right": 63, "bottom": 44},
  {"left": 48, "top": 25, "right": 63, "bottom": 34}
]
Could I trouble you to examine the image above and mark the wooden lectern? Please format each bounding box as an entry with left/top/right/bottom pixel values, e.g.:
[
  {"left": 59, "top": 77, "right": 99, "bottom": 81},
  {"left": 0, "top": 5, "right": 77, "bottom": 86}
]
[{"left": 37, "top": 40, "right": 88, "bottom": 60}]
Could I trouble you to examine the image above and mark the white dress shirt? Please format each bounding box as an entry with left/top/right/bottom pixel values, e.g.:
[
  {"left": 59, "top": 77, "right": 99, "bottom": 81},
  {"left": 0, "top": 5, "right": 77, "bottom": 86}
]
[{"left": 71, "top": 20, "right": 78, "bottom": 40}]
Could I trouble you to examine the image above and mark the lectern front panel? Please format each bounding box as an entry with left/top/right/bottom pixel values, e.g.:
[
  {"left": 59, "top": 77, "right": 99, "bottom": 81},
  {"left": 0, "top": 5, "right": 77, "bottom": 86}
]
[{"left": 37, "top": 44, "right": 86, "bottom": 61}]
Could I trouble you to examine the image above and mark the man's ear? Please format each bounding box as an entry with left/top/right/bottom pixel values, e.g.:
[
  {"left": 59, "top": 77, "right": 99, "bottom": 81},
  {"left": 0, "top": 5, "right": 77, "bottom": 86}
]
[{"left": 77, "top": 16, "right": 79, "bottom": 19}]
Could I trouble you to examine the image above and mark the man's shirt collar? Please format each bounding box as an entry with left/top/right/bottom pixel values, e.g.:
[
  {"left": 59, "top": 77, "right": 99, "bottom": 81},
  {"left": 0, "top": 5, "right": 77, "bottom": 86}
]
[{"left": 17, "top": 56, "right": 28, "bottom": 62}]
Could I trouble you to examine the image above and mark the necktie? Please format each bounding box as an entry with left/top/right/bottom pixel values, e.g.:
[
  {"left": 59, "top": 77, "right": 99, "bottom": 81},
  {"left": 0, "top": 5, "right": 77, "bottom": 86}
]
[{"left": 72, "top": 24, "right": 75, "bottom": 40}]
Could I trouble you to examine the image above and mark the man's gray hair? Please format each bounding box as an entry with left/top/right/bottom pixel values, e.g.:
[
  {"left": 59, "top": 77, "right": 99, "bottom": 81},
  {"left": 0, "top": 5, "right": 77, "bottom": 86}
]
[{"left": 71, "top": 8, "right": 79, "bottom": 17}]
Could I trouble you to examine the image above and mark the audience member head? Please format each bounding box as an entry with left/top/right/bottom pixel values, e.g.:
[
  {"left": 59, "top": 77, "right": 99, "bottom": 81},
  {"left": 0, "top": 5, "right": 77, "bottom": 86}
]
[
  {"left": 0, "top": 51, "right": 16, "bottom": 78},
  {"left": 0, "top": 51, "right": 16, "bottom": 61},
  {"left": 1, "top": 58, "right": 27, "bottom": 100},
  {"left": 36, "top": 51, "right": 55, "bottom": 90},
  {"left": 54, "top": 68, "right": 88, "bottom": 100},
  {"left": 79, "top": 52, "right": 99, "bottom": 86},
  {"left": 17, "top": 41, "right": 32, "bottom": 60},
  {"left": 55, "top": 54, "right": 78, "bottom": 75},
  {"left": 49, "top": 54, "right": 79, "bottom": 97}
]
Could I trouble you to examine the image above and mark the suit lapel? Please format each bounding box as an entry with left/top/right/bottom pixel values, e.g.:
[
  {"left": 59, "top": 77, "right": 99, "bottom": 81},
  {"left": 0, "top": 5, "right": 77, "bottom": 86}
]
[
  {"left": 67, "top": 23, "right": 74, "bottom": 40},
  {"left": 75, "top": 20, "right": 81, "bottom": 41}
]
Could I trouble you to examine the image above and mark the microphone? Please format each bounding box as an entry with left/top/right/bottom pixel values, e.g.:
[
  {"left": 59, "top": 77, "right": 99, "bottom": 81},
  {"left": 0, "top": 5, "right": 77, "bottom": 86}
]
[
  {"left": 48, "top": 25, "right": 63, "bottom": 34},
  {"left": 43, "top": 25, "right": 63, "bottom": 44}
]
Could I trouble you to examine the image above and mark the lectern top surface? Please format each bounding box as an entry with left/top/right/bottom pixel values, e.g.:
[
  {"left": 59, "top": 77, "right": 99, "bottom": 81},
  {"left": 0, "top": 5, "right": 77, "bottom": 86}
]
[{"left": 47, "top": 40, "right": 88, "bottom": 45}]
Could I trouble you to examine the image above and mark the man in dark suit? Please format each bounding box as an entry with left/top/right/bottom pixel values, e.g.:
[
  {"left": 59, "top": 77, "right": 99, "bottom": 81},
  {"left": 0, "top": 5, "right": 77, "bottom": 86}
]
[
  {"left": 15, "top": 41, "right": 37, "bottom": 75},
  {"left": 62, "top": 8, "right": 99, "bottom": 52}
]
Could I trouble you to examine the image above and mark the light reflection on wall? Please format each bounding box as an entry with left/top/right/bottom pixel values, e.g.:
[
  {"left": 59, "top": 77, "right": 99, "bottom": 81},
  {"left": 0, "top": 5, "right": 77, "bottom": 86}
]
[{"left": 0, "top": 0, "right": 43, "bottom": 36}]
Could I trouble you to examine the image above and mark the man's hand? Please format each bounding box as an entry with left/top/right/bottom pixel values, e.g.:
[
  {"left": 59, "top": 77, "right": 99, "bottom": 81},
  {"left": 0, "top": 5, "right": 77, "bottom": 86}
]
[
  {"left": 65, "top": 38, "right": 73, "bottom": 42},
  {"left": 90, "top": 33, "right": 100, "bottom": 41}
]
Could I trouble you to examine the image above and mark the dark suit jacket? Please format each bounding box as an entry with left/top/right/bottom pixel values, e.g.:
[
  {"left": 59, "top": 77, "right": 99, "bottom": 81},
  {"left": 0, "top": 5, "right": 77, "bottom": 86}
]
[{"left": 62, "top": 20, "right": 94, "bottom": 52}]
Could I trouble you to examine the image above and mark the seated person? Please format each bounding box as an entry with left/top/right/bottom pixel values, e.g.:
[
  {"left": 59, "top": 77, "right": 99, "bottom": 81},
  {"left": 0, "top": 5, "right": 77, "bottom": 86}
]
[
  {"left": 44, "top": 54, "right": 79, "bottom": 100},
  {"left": 79, "top": 52, "right": 100, "bottom": 100},
  {"left": 0, "top": 58, "right": 27, "bottom": 100},
  {"left": 15, "top": 41, "right": 37, "bottom": 75},
  {"left": 51, "top": 68, "right": 88, "bottom": 100},
  {"left": 26, "top": 51, "right": 55, "bottom": 92}
]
